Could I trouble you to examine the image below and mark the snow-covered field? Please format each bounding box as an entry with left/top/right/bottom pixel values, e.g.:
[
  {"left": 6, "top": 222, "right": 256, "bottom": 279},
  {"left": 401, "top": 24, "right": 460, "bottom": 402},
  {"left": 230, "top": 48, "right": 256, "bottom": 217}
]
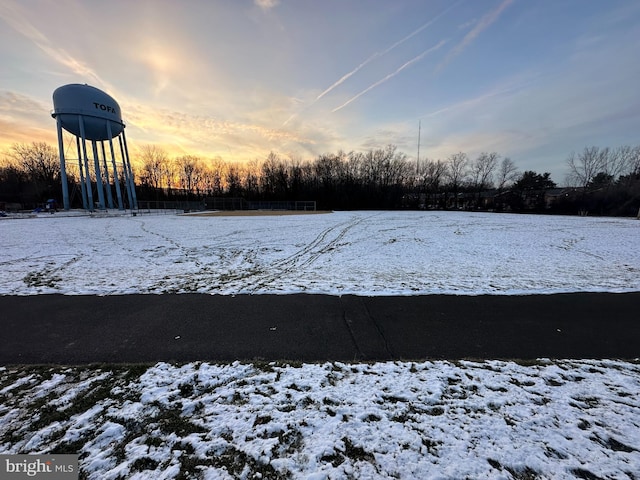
[
  {"left": 1, "top": 210, "right": 639, "bottom": 295},
  {"left": 1, "top": 210, "right": 639, "bottom": 479},
  {"left": 1, "top": 360, "right": 639, "bottom": 479}
]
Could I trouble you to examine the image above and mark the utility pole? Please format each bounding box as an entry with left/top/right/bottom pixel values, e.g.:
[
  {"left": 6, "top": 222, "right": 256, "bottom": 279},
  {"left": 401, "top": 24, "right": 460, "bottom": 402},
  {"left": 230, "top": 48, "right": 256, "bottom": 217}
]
[{"left": 416, "top": 120, "right": 421, "bottom": 174}]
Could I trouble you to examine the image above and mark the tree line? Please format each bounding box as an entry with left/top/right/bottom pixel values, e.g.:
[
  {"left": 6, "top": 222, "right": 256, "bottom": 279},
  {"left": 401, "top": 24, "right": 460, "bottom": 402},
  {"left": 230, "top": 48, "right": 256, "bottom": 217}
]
[{"left": 1, "top": 142, "right": 639, "bottom": 216}]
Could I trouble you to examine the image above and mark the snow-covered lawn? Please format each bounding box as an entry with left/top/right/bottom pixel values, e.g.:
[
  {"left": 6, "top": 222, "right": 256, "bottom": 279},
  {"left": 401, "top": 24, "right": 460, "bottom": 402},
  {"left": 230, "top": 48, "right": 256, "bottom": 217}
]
[
  {"left": 1, "top": 360, "right": 639, "bottom": 479},
  {"left": 1, "top": 210, "right": 639, "bottom": 295},
  {"left": 1, "top": 210, "right": 639, "bottom": 479}
]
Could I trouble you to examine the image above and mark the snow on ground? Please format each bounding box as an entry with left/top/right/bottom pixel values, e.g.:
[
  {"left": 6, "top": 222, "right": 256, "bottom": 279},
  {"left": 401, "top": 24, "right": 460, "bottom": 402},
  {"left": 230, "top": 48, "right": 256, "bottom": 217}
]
[
  {"left": 1, "top": 360, "right": 639, "bottom": 479},
  {"left": 1, "top": 211, "right": 639, "bottom": 479},
  {"left": 1, "top": 210, "right": 639, "bottom": 295}
]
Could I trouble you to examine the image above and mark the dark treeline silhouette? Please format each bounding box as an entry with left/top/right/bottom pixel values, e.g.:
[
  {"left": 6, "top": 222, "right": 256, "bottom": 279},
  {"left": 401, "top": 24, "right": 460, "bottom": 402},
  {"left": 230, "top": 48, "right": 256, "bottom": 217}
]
[
  {"left": 2, "top": 142, "right": 639, "bottom": 216},
  {"left": 0, "top": 143, "right": 61, "bottom": 209}
]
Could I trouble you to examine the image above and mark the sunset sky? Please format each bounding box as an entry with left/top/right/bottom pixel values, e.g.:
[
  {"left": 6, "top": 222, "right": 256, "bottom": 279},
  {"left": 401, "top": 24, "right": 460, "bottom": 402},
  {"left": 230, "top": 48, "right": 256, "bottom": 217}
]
[{"left": 1, "top": 0, "right": 639, "bottom": 182}]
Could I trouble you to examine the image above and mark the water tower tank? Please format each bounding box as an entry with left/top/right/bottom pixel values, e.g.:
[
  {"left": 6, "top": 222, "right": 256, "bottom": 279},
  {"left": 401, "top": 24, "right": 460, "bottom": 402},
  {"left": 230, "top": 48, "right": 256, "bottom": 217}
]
[{"left": 51, "top": 84, "right": 124, "bottom": 141}]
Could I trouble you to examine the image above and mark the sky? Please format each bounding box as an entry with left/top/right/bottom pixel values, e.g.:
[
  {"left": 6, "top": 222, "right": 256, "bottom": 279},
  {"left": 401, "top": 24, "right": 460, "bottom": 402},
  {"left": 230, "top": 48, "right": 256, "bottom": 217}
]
[{"left": 1, "top": 0, "right": 639, "bottom": 183}]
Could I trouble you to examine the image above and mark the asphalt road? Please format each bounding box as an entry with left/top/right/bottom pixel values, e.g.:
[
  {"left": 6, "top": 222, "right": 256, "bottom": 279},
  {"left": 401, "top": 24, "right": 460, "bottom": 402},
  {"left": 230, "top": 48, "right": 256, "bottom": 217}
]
[{"left": 1, "top": 293, "right": 638, "bottom": 364}]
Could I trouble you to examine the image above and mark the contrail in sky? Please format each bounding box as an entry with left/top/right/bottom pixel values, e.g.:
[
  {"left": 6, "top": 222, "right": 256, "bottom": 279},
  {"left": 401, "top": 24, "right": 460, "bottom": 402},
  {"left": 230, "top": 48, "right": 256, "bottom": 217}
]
[
  {"left": 315, "top": 57, "right": 375, "bottom": 103},
  {"left": 316, "top": 1, "right": 462, "bottom": 102},
  {"left": 332, "top": 40, "right": 447, "bottom": 113},
  {"left": 435, "top": 0, "right": 513, "bottom": 72},
  {"left": 422, "top": 79, "right": 532, "bottom": 119},
  {"left": 282, "top": 1, "right": 461, "bottom": 125},
  {"left": 0, "top": 1, "right": 107, "bottom": 88}
]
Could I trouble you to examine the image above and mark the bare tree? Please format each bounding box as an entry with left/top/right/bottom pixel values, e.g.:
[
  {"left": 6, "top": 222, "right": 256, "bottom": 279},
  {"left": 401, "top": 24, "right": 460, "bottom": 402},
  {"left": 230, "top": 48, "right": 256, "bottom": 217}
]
[
  {"left": 471, "top": 152, "right": 498, "bottom": 189},
  {"left": 138, "top": 145, "right": 169, "bottom": 190},
  {"left": 260, "top": 152, "right": 285, "bottom": 198},
  {"left": 415, "top": 158, "right": 443, "bottom": 188},
  {"left": 359, "top": 149, "right": 380, "bottom": 188},
  {"left": 225, "top": 163, "right": 243, "bottom": 197},
  {"left": 241, "top": 160, "right": 260, "bottom": 198},
  {"left": 609, "top": 145, "right": 640, "bottom": 179},
  {"left": 163, "top": 157, "right": 176, "bottom": 193},
  {"left": 175, "top": 155, "right": 204, "bottom": 195},
  {"left": 496, "top": 157, "right": 518, "bottom": 191},
  {"left": 203, "top": 156, "right": 225, "bottom": 196},
  {"left": 287, "top": 155, "right": 305, "bottom": 197},
  {"left": 8, "top": 142, "right": 60, "bottom": 197},
  {"left": 387, "top": 149, "right": 412, "bottom": 187},
  {"left": 446, "top": 152, "right": 469, "bottom": 208},
  {"left": 358, "top": 145, "right": 410, "bottom": 190},
  {"left": 315, "top": 152, "right": 345, "bottom": 190},
  {"left": 630, "top": 145, "right": 640, "bottom": 175},
  {"left": 415, "top": 158, "right": 446, "bottom": 208},
  {"left": 566, "top": 146, "right": 605, "bottom": 189},
  {"left": 470, "top": 152, "right": 499, "bottom": 209}
]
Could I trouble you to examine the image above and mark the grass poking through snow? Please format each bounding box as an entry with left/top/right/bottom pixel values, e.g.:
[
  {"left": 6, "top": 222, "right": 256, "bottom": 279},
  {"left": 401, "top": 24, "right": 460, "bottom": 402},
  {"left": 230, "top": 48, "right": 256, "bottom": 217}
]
[{"left": 1, "top": 360, "right": 639, "bottom": 479}]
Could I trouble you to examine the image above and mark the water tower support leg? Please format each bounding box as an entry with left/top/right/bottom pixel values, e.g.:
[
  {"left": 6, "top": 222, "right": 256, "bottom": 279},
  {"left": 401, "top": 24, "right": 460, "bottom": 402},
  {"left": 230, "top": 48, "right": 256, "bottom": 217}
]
[
  {"left": 121, "top": 130, "right": 138, "bottom": 210},
  {"left": 78, "top": 117, "right": 94, "bottom": 211},
  {"left": 91, "top": 141, "right": 106, "bottom": 210},
  {"left": 106, "top": 123, "right": 124, "bottom": 210},
  {"left": 76, "top": 136, "right": 88, "bottom": 210},
  {"left": 118, "top": 135, "right": 134, "bottom": 209},
  {"left": 55, "top": 118, "right": 70, "bottom": 210},
  {"left": 100, "top": 141, "right": 115, "bottom": 209}
]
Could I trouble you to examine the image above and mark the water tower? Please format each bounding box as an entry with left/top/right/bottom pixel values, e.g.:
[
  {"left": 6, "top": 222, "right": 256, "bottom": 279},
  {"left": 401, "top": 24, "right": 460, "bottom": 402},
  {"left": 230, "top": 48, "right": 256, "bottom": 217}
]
[{"left": 51, "top": 84, "right": 137, "bottom": 211}]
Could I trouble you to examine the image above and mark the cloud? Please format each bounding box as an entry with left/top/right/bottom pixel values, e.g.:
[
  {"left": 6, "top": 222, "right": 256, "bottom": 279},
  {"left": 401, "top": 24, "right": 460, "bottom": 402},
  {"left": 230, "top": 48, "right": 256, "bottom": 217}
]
[
  {"left": 127, "top": 37, "right": 194, "bottom": 98},
  {"left": 0, "top": 1, "right": 109, "bottom": 89},
  {"left": 0, "top": 92, "right": 57, "bottom": 151},
  {"left": 0, "top": 119, "right": 56, "bottom": 152},
  {"left": 122, "top": 101, "right": 324, "bottom": 162},
  {"left": 332, "top": 40, "right": 447, "bottom": 113},
  {"left": 0, "top": 91, "right": 50, "bottom": 117},
  {"left": 436, "top": 0, "right": 513, "bottom": 72},
  {"left": 255, "top": 0, "right": 279, "bottom": 11}
]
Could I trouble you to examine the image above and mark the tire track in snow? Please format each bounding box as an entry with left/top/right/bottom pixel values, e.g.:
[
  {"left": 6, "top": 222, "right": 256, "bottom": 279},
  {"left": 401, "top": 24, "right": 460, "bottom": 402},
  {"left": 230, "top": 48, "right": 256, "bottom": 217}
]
[
  {"left": 196, "top": 221, "right": 352, "bottom": 292},
  {"left": 554, "top": 234, "right": 606, "bottom": 261},
  {"left": 130, "top": 218, "right": 221, "bottom": 292},
  {"left": 133, "top": 218, "right": 191, "bottom": 258},
  {"left": 22, "top": 255, "right": 80, "bottom": 290},
  {"left": 242, "top": 213, "right": 380, "bottom": 293},
  {"left": 122, "top": 218, "right": 256, "bottom": 293},
  {"left": 132, "top": 213, "right": 378, "bottom": 293},
  {"left": 0, "top": 255, "right": 74, "bottom": 267}
]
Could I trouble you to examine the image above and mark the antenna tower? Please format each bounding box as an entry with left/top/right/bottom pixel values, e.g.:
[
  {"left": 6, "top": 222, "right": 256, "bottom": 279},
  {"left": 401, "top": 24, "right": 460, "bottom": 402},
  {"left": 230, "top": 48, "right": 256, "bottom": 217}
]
[{"left": 416, "top": 120, "right": 421, "bottom": 174}]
